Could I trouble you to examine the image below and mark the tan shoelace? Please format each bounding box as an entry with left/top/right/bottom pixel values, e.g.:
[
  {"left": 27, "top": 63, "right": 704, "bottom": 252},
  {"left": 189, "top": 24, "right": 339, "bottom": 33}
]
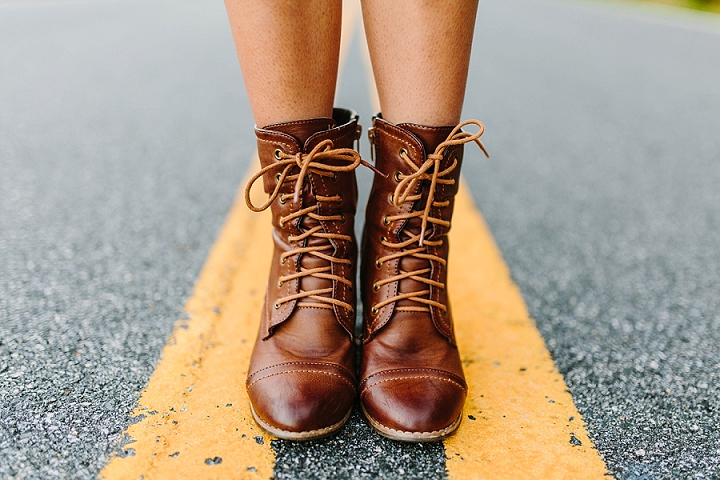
[
  {"left": 372, "top": 120, "right": 488, "bottom": 314},
  {"left": 246, "top": 139, "right": 380, "bottom": 312}
]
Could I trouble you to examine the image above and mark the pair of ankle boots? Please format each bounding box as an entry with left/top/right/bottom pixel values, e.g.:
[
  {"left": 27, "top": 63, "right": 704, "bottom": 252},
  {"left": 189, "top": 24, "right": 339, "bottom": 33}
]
[{"left": 244, "top": 108, "right": 487, "bottom": 442}]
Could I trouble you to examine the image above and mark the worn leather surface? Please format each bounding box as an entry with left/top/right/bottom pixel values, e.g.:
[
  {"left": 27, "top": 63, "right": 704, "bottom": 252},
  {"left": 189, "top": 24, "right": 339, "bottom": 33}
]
[
  {"left": 360, "top": 116, "right": 468, "bottom": 436},
  {"left": 246, "top": 109, "right": 359, "bottom": 435}
]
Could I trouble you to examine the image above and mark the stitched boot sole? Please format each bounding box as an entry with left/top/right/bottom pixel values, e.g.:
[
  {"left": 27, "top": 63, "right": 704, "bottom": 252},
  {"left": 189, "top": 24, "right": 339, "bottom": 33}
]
[
  {"left": 361, "top": 404, "right": 462, "bottom": 442},
  {"left": 249, "top": 402, "right": 352, "bottom": 441}
]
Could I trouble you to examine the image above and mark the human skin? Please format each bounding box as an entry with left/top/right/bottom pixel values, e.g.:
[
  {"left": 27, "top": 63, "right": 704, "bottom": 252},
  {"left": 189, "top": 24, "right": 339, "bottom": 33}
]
[
  {"left": 223, "top": 0, "right": 342, "bottom": 127},
  {"left": 223, "top": 0, "right": 479, "bottom": 127},
  {"left": 361, "top": 0, "right": 479, "bottom": 125}
]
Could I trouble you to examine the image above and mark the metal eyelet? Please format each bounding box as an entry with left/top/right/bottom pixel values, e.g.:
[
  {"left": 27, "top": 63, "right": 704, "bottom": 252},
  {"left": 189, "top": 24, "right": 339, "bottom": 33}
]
[
  {"left": 394, "top": 171, "right": 402, "bottom": 182},
  {"left": 274, "top": 302, "right": 281, "bottom": 309},
  {"left": 381, "top": 236, "right": 387, "bottom": 243},
  {"left": 279, "top": 195, "right": 286, "bottom": 204},
  {"left": 371, "top": 306, "right": 379, "bottom": 315},
  {"left": 372, "top": 283, "right": 380, "bottom": 292},
  {"left": 274, "top": 149, "right": 283, "bottom": 160},
  {"left": 348, "top": 307, "right": 354, "bottom": 314},
  {"left": 337, "top": 192, "right": 343, "bottom": 202},
  {"left": 399, "top": 147, "right": 408, "bottom": 157},
  {"left": 348, "top": 285, "right": 354, "bottom": 292},
  {"left": 340, "top": 213, "right": 346, "bottom": 223},
  {"left": 275, "top": 172, "right": 282, "bottom": 182},
  {"left": 330, "top": 172, "right": 338, "bottom": 181},
  {"left": 382, "top": 215, "right": 390, "bottom": 226},
  {"left": 278, "top": 280, "right": 283, "bottom": 287},
  {"left": 388, "top": 193, "right": 394, "bottom": 204},
  {"left": 280, "top": 257, "right": 286, "bottom": 265},
  {"left": 375, "top": 259, "right": 383, "bottom": 268}
]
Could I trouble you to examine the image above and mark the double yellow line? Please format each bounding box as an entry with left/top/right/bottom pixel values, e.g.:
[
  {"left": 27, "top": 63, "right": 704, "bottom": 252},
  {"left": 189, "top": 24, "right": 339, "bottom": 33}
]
[{"left": 102, "top": 2, "right": 608, "bottom": 478}]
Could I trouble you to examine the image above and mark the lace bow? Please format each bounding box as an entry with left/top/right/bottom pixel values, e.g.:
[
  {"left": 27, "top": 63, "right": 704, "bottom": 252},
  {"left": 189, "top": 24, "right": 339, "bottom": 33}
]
[{"left": 393, "top": 120, "right": 489, "bottom": 246}]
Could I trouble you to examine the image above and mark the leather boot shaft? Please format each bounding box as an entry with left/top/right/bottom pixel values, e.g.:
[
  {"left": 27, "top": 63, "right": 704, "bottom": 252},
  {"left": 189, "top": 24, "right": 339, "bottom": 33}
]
[
  {"left": 254, "top": 109, "right": 361, "bottom": 337},
  {"left": 359, "top": 115, "right": 487, "bottom": 441},
  {"left": 245, "top": 108, "right": 362, "bottom": 440},
  {"left": 362, "top": 117, "right": 466, "bottom": 343}
]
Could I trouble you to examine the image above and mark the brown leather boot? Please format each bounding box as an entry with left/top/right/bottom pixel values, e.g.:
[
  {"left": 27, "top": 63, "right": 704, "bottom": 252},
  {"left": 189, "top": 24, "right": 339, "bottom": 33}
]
[
  {"left": 244, "top": 108, "right": 370, "bottom": 440},
  {"left": 360, "top": 115, "right": 488, "bottom": 442}
]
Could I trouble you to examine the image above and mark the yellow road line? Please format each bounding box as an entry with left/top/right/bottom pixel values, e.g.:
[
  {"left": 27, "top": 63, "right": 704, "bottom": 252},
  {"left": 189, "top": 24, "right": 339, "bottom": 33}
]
[
  {"left": 103, "top": 2, "right": 608, "bottom": 478},
  {"left": 101, "top": 163, "right": 276, "bottom": 479},
  {"left": 445, "top": 183, "right": 608, "bottom": 478}
]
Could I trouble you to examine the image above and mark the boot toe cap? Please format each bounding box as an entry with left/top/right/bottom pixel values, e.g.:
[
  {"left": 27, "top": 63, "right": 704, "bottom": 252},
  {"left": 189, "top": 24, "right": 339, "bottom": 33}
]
[
  {"left": 247, "top": 363, "right": 356, "bottom": 439},
  {"left": 360, "top": 368, "right": 467, "bottom": 441}
]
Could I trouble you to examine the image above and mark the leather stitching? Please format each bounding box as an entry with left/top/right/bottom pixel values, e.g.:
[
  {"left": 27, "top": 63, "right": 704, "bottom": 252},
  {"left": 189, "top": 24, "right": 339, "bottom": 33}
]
[
  {"left": 359, "top": 374, "right": 466, "bottom": 396},
  {"left": 361, "top": 367, "right": 465, "bottom": 383},
  {"left": 267, "top": 118, "right": 333, "bottom": 129},
  {"left": 248, "top": 361, "right": 355, "bottom": 378},
  {"left": 256, "top": 137, "right": 295, "bottom": 152},
  {"left": 247, "top": 369, "right": 356, "bottom": 389}
]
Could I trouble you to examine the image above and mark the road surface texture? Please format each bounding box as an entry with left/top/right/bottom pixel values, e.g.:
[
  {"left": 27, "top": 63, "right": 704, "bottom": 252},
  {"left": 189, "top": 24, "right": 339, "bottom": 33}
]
[{"left": 1, "top": 0, "right": 719, "bottom": 478}]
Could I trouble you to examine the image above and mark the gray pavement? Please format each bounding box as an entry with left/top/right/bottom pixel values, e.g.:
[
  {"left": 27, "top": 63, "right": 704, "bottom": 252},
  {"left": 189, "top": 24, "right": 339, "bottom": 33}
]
[
  {"left": 1, "top": 0, "right": 720, "bottom": 478},
  {"left": 0, "top": 1, "right": 252, "bottom": 477},
  {"left": 466, "top": 1, "right": 720, "bottom": 477}
]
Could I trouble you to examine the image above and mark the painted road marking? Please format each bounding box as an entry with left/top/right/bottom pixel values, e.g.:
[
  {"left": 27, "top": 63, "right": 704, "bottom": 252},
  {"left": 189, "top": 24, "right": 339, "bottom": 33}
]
[
  {"left": 445, "top": 183, "right": 608, "bottom": 478},
  {"left": 100, "top": 166, "right": 276, "bottom": 479},
  {"left": 103, "top": 2, "right": 609, "bottom": 478},
  {"left": 101, "top": 5, "right": 362, "bottom": 478}
]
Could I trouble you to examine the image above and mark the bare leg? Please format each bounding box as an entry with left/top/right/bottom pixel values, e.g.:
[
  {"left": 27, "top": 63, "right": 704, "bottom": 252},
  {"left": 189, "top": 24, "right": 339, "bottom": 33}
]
[
  {"left": 224, "top": 0, "right": 343, "bottom": 127},
  {"left": 360, "top": 0, "right": 479, "bottom": 125}
]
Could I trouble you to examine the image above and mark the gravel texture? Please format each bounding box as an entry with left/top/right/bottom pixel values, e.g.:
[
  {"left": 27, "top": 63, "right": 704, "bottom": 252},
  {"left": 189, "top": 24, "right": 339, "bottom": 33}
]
[
  {"left": 273, "top": 409, "right": 446, "bottom": 480},
  {"left": 0, "top": 1, "right": 251, "bottom": 477},
  {"left": 465, "top": 1, "right": 720, "bottom": 478}
]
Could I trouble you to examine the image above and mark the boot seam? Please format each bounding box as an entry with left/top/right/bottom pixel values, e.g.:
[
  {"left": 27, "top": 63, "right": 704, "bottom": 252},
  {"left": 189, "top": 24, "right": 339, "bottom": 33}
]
[
  {"left": 248, "top": 361, "right": 355, "bottom": 379},
  {"left": 247, "top": 369, "right": 356, "bottom": 390},
  {"left": 359, "top": 374, "right": 466, "bottom": 396},
  {"left": 361, "top": 367, "right": 464, "bottom": 384},
  {"left": 263, "top": 118, "right": 334, "bottom": 129},
  {"left": 256, "top": 137, "right": 295, "bottom": 151}
]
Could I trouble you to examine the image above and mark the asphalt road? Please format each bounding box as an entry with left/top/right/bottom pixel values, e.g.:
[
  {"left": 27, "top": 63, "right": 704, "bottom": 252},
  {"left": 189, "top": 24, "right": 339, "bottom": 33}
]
[
  {"left": 465, "top": 1, "right": 720, "bottom": 477},
  {"left": 2, "top": 0, "right": 720, "bottom": 479}
]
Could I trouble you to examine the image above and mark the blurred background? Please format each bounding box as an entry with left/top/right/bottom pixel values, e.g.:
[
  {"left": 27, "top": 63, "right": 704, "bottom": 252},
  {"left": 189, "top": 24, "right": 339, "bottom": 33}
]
[{"left": 641, "top": 0, "right": 720, "bottom": 12}]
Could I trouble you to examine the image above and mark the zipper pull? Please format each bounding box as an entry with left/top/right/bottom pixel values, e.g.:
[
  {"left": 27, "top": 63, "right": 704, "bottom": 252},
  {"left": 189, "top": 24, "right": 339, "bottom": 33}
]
[
  {"left": 368, "top": 127, "right": 376, "bottom": 163},
  {"left": 355, "top": 124, "right": 362, "bottom": 154}
]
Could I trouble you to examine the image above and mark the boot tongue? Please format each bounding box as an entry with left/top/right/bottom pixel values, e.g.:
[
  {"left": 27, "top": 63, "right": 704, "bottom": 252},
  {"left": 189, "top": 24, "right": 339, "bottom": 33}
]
[
  {"left": 264, "top": 117, "right": 337, "bottom": 146},
  {"left": 398, "top": 123, "right": 454, "bottom": 159}
]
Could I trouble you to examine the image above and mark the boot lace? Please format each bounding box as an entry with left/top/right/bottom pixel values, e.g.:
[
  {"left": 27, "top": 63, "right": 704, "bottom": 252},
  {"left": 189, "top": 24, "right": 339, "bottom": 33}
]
[
  {"left": 372, "top": 120, "right": 488, "bottom": 314},
  {"left": 246, "top": 139, "right": 380, "bottom": 312}
]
